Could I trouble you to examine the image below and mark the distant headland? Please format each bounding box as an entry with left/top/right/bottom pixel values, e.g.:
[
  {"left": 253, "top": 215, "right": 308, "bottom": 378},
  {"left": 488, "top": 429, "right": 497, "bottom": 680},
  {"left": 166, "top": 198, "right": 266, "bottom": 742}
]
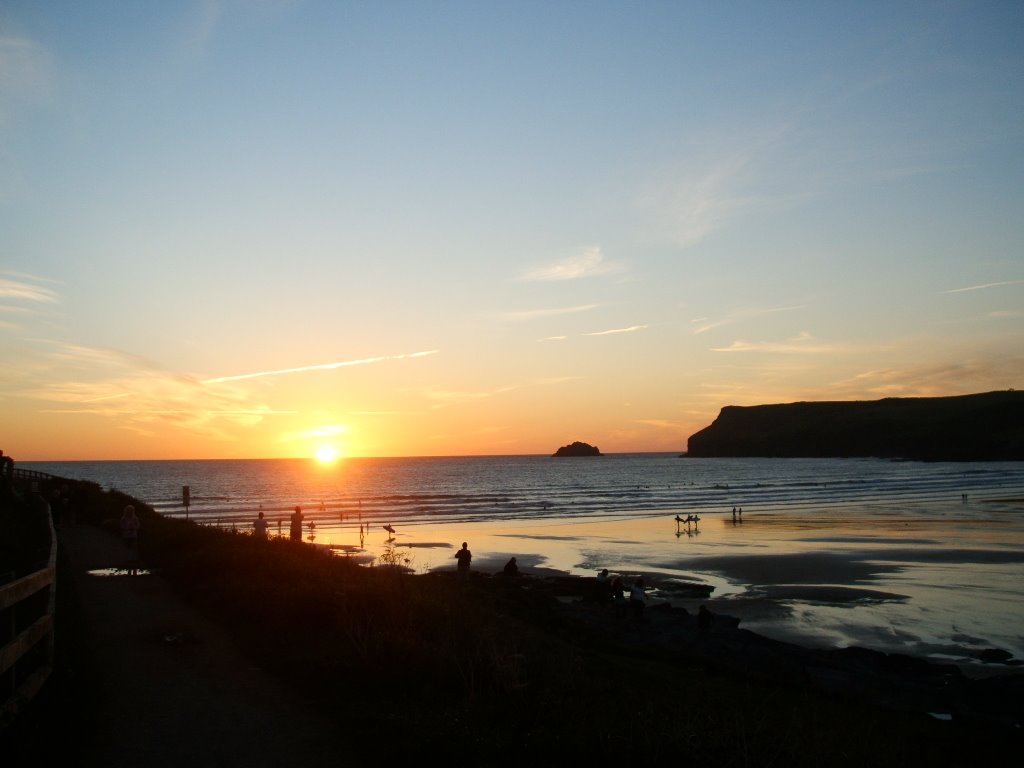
[
  {"left": 686, "top": 390, "right": 1023, "bottom": 461},
  {"left": 553, "top": 441, "right": 603, "bottom": 457}
]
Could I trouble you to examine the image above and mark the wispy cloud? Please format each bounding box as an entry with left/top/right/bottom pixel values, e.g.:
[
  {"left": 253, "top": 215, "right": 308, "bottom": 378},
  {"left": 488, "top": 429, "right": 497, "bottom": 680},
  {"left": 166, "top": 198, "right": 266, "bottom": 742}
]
[
  {"left": 664, "top": 154, "right": 753, "bottom": 247},
  {"left": 647, "top": 119, "right": 800, "bottom": 249},
  {"left": 941, "top": 280, "right": 1024, "bottom": 294},
  {"left": 0, "top": 275, "right": 59, "bottom": 303},
  {"left": 692, "top": 305, "right": 805, "bottom": 335},
  {"left": 30, "top": 371, "right": 289, "bottom": 440},
  {"left": 828, "top": 356, "right": 1024, "bottom": 399},
  {"left": 180, "top": 0, "right": 224, "bottom": 60},
  {"left": 202, "top": 350, "right": 439, "bottom": 384},
  {"left": 45, "top": 342, "right": 164, "bottom": 373},
  {"left": 712, "top": 331, "right": 833, "bottom": 354},
  {"left": 5, "top": 339, "right": 289, "bottom": 441},
  {"left": 425, "top": 384, "right": 524, "bottom": 406},
  {"left": 500, "top": 304, "right": 599, "bottom": 321},
  {"left": 277, "top": 424, "right": 348, "bottom": 444},
  {"left": 536, "top": 325, "right": 647, "bottom": 341},
  {"left": 518, "top": 246, "right": 625, "bottom": 282},
  {"left": 425, "top": 377, "right": 578, "bottom": 408},
  {"left": 583, "top": 325, "right": 647, "bottom": 337},
  {"left": 634, "top": 419, "right": 683, "bottom": 430}
]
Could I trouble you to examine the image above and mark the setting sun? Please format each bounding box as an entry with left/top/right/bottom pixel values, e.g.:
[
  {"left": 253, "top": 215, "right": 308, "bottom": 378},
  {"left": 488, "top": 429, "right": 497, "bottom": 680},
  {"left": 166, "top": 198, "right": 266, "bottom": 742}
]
[{"left": 315, "top": 445, "right": 340, "bottom": 463}]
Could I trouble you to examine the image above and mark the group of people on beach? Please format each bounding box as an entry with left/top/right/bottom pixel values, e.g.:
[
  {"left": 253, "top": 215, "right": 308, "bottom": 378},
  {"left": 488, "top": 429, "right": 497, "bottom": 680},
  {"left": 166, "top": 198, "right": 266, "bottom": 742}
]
[
  {"left": 250, "top": 505, "right": 314, "bottom": 541},
  {"left": 252, "top": 504, "right": 376, "bottom": 543},
  {"left": 597, "top": 567, "right": 717, "bottom": 630},
  {"left": 595, "top": 568, "right": 648, "bottom": 620}
]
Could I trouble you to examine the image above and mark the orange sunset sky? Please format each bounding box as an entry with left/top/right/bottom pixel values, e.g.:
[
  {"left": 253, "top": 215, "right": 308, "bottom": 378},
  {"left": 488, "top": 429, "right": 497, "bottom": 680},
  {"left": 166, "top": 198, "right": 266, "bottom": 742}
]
[{"left": 2, "top": 2, "right": 1022, "bottom": 460}]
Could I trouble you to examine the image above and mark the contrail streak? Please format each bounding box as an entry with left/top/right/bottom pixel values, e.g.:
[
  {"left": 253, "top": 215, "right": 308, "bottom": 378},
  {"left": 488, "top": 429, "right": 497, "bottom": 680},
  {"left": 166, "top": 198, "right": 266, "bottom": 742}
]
[{"left": 202, "top": 350, "right": 438, "bottom": 384}]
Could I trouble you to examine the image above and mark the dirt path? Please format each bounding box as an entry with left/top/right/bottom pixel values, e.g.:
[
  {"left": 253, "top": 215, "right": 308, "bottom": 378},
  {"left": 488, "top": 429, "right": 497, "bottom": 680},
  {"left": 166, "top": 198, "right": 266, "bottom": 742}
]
[{"left": 53, "top": 525, "right": 342, "bottom": 767}]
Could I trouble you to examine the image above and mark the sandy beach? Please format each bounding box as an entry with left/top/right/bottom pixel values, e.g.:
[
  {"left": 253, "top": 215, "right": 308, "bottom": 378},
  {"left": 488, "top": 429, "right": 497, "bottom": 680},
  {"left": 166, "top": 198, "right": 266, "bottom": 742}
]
[{"left": 316, "top": 494, "right": 1024, "bottom": 671}]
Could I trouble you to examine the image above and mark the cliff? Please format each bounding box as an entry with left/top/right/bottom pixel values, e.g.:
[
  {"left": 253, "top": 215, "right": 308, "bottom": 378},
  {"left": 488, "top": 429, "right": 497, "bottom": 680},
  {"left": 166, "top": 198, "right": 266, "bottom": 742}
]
[{"left": 686, "top": 390, "right": 1024, "bottom": 461}]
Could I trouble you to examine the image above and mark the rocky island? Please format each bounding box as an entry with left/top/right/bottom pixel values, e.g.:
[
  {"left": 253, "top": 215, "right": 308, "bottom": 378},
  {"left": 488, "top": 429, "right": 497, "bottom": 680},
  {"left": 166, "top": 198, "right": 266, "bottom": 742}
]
[
  {"left": 552, "top": 441, "right": 602, "bottom": 457},
  {"left": 686, "top": 390, "right": 1023, "bottom": 460}
]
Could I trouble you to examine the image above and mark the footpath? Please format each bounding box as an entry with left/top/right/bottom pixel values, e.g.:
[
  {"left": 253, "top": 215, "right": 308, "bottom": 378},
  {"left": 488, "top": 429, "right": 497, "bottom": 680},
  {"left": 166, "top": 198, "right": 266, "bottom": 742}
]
[{"left": 37, "top": 524, "right": 342, "bottom": 768}]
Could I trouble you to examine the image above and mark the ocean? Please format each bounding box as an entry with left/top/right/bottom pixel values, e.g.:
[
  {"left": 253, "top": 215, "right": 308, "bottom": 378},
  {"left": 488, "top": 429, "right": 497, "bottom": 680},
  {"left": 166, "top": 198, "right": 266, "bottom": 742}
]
[
  {"left": 22, "top": 453, "right": 1024, "bottom": 527},
  {"left": 23, "top": 454, "right": 1024, "bottom": 666}
]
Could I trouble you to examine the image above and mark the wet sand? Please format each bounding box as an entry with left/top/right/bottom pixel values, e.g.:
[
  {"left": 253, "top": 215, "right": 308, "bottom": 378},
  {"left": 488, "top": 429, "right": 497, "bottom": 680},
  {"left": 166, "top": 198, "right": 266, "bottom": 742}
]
[{"left": 316, "top": 495, "right": 1024, "bottom": 670}]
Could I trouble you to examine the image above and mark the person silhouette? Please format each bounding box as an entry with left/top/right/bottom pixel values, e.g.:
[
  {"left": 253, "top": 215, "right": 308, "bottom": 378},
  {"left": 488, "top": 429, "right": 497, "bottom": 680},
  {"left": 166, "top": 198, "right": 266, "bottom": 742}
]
[
  {"left": 254, "top": 511, "right": 268, "bottom": 539},
  {"left": 289, "top": 506, "right": 304, "bottom": 541},
  {"left": 698, "top": 604, "right": 715, "bottom": 635},
  {"left": 120, "top": 504, "right": 141, "bottom": 576},
  {"left": 595, "top": 568, "right": 611, "bottom": 603},
  {"left": 629, "top": 577, "right": 646, "bottom": 621},
  {"left": 455, "top": 542, "right": 472, "bottom": 575}
]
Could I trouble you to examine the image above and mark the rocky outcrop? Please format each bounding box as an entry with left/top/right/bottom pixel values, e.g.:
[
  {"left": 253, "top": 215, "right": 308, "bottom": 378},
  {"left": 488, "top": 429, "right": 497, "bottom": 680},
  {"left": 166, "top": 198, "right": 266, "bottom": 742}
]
[
  {"left": 686, "top": 390, "right": 1024, "bottom": 460},
  {"left": 553, "top": 441, "right": 603, "bottom": 457}
]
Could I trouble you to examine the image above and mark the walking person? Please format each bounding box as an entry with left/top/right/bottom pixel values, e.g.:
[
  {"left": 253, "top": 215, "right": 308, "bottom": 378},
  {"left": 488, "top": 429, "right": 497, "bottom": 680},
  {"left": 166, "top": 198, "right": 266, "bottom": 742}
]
[{"left": 120, "top": 504, "right": 141, "bottom": 576}]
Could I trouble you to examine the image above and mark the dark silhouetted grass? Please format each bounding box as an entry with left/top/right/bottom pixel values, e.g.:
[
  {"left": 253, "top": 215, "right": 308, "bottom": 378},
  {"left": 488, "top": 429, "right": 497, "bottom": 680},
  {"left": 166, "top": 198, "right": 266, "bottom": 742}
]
[{"left": 7, "top": 479, "right": 1022, "bottom": 765}]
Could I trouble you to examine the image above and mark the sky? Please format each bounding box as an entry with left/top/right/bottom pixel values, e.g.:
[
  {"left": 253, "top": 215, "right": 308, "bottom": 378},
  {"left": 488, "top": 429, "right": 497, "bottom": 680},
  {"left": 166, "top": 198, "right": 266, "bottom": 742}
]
[{"left": 2, "top": 1, "right": 1022, "bottom": 461}]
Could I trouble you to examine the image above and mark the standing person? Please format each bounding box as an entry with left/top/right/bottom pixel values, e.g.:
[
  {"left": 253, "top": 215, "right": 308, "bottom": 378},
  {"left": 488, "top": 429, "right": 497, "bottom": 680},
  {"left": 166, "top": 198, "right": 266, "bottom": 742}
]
[
  {"left": 697, "top": 604, "right": 715, "bottom": 635},
  {"left": 611, "top": 576, "right": 627, "bottom": 617},
  {"left": 254, "top": 511, "right": 268, "bottom": 539},
  {"left": 595, "top": 568, "right": 611, "bottom": 603},
  {"left": 629, "top": 577, "right": 646, "bottom": 621},
  {"left": 120, "top": 504, "right": 141, "bottom": 576},
  {"left": 290, "top": 506, "right": 304, "bottom": 541},
  {"left": 0, "top": 450, "right": 13, "bottom": 497},
  {"left": 454, "top": 541, "right": 472, "bottom": 575}
]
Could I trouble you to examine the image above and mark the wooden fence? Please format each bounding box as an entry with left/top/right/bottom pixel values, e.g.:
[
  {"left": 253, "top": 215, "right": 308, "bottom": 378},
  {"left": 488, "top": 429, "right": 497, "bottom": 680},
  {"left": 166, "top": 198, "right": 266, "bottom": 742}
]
[{"left": 0, "top": 498, "right": 56, "bottom": 721}]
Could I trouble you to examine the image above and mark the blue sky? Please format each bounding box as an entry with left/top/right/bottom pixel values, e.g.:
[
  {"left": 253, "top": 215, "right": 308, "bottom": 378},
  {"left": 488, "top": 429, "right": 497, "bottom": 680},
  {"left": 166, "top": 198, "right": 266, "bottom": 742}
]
[{"left": 2, "top": 1, "right": 1022, "bottom": 459}]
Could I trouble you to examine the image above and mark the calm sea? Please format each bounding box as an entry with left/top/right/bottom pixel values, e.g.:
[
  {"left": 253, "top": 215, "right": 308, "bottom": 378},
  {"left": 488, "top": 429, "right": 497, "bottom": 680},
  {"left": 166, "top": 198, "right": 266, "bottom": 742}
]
[{"left": 23, "top": 454, "right": 1024, "bottom": 527}]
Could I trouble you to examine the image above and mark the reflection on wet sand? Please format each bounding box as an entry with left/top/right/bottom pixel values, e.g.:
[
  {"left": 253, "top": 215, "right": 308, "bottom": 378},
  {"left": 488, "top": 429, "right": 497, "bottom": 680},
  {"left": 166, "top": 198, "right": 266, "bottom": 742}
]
[{"left": 310, "top": 497, "right": 1024, "bottom": 668}]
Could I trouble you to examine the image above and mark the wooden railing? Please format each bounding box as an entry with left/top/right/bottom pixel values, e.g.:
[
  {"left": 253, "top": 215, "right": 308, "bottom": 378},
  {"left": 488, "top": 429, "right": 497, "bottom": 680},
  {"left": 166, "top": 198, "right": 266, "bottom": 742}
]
[
  {"left": 11, "top": 467, "right": 57, "bottom": 484},
  {"left": 0, "top": 501, "right": 56, "bottom": 720}
]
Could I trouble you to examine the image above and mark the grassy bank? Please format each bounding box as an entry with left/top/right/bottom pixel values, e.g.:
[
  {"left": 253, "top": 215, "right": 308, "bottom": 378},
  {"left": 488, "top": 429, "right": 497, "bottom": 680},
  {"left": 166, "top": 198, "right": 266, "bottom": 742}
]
[{"left": 7, "top": 479, "right": 1022, "bottom": 765}]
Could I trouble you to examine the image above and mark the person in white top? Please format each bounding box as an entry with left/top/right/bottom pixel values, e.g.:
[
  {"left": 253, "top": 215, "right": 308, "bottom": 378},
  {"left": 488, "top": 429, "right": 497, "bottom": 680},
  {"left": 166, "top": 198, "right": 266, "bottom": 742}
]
[
  {"left": 629, "top": 577, "right": 646, "bottom": 621},
  {"left": 120, "top": 504, "right": 141, "bottom": 576}
]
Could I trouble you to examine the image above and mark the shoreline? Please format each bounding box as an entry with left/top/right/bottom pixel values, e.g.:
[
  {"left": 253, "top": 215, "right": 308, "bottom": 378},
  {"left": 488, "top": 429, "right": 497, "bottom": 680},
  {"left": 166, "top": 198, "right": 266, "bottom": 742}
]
[
  {"left": 298, "top": 500, "right": 1024, "bottom": 672},
  {"left": 393, "top": 560, "right": 1024, "bottom": 729}
]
